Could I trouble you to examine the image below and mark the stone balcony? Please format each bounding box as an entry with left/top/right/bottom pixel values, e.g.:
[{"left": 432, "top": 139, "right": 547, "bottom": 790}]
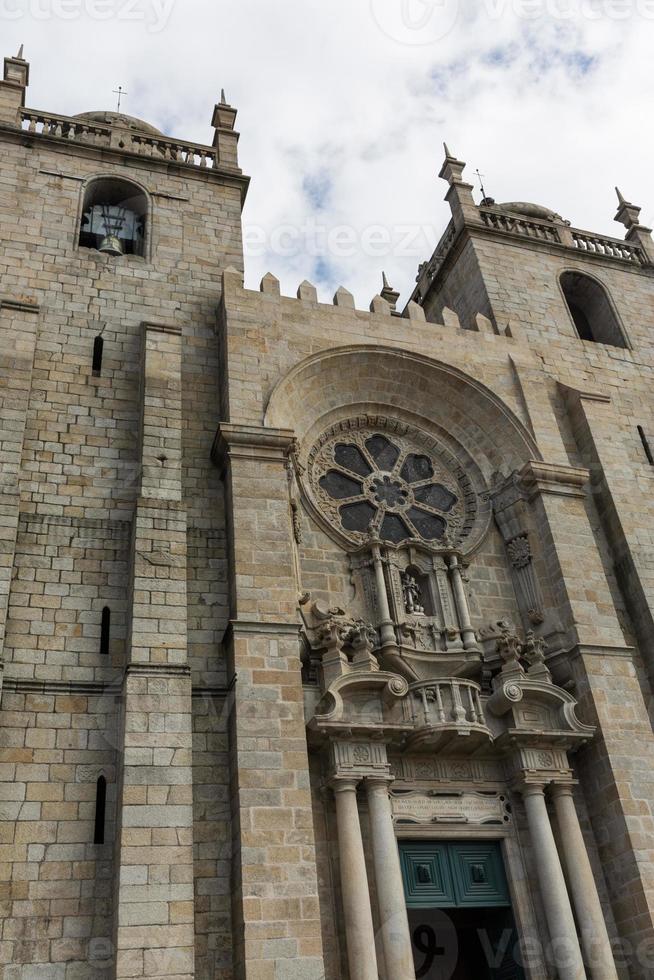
[{"left": 404, "top": 678, "right": 493, "bottom": 755}]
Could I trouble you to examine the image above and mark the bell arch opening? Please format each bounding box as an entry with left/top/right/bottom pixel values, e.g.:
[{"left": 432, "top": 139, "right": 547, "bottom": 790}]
[
  {"left": 560, "top": 271, "right": 627, "bottom": 348},
  {"left": 79, "top": 177, "right": 148, "bottom": 257}
]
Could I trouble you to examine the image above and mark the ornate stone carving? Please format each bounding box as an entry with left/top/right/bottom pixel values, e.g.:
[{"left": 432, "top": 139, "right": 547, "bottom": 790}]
[
  {"left": 303, "top": 415, "right": 486, "bottom": 552},
  {"left": 390, "top": 756, "right": 506, "bottom": 784},
  {"left": 401, "top": 571, "right": 424, "bottom": 615},
  {"left": 507, "top": 533, "right": 532, "bottom": 569},
  {"left": 299, "top": 593, "right": 380, "bottom": 688},
  {"left": 329, "top": 739, "right": 391, "bottom": 779},
  {"left": 491, "top": 474, "right": 548, "bottom": 630},
  {"left": 496, "top": 622, "right": 525, "bottom": 673}
]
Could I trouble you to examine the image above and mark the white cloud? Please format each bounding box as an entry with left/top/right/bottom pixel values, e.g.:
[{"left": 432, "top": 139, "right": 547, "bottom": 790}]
[{"left": 2, "top": 0, "right": 654, "bottom": 306}]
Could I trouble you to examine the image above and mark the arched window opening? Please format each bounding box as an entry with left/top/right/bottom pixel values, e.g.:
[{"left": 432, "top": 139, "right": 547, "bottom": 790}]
[
  {"left": 92, "top": 335, "right": 104, "bottom": 377},
  {"left": 94, "top": 775, "right": 107, "bottom": 845},
  {"left": 560, "top": 272, "right": 626, "bottom": 348},
  {"left": 79, "top": 178, "right": 147, "bottom": 257},
  {"left": 100, "top": 606, "right": 111, "bottom": 657}
]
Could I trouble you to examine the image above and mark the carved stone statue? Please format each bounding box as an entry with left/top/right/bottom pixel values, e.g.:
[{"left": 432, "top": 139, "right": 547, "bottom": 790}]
[{"left": 401, "top": 572, "right": 425, "bottom": 615}]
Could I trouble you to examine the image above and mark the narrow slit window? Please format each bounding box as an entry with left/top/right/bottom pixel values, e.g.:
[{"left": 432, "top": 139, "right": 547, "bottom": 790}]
[
  {"left": 100, "top": 606, "right": 111, "bottom": 657},
  {"left": 638, "top": 426, "right": 654, "bottom": 466},
  {"left": 94, "top": 775, "right": 107, "bottom": 845},
  {"left": 92, "top": 335, "right": 104, "bottom": 377}
]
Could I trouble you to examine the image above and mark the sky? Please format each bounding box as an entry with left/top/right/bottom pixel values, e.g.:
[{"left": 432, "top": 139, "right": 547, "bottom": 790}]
[{"left": 2, "top": 0, "right": 654, "bottom": 306}]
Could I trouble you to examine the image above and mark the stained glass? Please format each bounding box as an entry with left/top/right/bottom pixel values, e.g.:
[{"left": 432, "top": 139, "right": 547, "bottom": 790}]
[
  {"left": 380, "top": 513, "right": 411, "bottom": 544},
  {"left": 365, "top": 434, "right": 400, "bottom": 471},
  {"left": 320, "top": 471, "right": 363, "bottom": 500},
  {"left": 334, "top": 443, "right": 372, "bottom": 478},
  {"left": 340, "top": 501, "right": 378, "bottom": 532},
  {"left": 401, "top": 454, "right": 434, "bottom": 483},
  {"left": 406, "top": 508, "right": 446, "bottom": 540},
  {"left": 414, "top": 484, "right": 458, "bottom": 513}
]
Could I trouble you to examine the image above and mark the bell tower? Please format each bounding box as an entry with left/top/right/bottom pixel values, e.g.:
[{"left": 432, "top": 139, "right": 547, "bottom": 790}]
[{"left": 0, "top": 50, "right": 249, "bottom": 980}]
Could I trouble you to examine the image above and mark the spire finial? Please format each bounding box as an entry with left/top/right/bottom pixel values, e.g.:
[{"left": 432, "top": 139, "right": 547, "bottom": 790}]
[
  {"left": 220, "top": 88, "right": 227, "bottom": 105},
  {"left": 380, "top": 271, "right": 400, "bottom": 312},
  {"left": 17, "top": 44, "right": 24, "bottom": 60},
  {"left": 443, "top": 142, "right": 454, "bottom": 159},
  {"left": 615, "top": 186, "right": 626, "bottom": 205}
]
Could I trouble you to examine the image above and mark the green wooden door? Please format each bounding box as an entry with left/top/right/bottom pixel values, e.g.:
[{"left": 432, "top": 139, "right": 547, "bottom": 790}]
[
  {"left": 400, "top": 842, "right": 524, "bottom": 980},
  {"left": 400, "top": 841, "right": 511, "bottom": 909}
]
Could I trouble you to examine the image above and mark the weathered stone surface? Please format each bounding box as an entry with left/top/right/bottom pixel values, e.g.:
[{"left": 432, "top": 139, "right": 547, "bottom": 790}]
[{"left": 1, "top": 53, "right": 654, "bottom": 980}]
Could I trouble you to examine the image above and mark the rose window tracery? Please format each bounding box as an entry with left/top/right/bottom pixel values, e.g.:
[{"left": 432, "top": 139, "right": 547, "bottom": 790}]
[{"left": 310, "top": 423, "right": 474, "bottom": 548}]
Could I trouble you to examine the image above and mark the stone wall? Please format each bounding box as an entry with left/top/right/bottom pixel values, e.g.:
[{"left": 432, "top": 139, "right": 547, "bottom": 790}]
[{"left": 0, "top": 100, "right": 245, "bottom": 977}]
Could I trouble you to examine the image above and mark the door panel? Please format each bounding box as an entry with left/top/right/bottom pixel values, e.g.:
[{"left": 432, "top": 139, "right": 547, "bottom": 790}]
[
  {"left": 449, "top": 842, "right": 511, "bottom": 908},
  {"left": 400, "top": 842, "right": 457, "bottom": 908}
]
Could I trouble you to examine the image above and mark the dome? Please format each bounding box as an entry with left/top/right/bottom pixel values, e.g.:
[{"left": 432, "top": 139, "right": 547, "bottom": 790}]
[
  {"left": 496, "top": 201, "right": 567, "bottom": 224},
  {"left": 74, "top": 111, "right": 164, "bottom": 137}
]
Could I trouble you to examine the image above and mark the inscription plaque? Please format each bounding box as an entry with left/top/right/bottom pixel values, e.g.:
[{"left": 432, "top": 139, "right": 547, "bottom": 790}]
[{"left": 391, "top": 791, "right": 509, "bottom": 825}]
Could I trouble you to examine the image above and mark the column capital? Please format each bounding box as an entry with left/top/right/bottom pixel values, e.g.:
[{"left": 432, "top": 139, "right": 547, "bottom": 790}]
[
  {"left": 329, "top": 776, "right": 361, "bottom": 795},
  {"left": 212, "top": 422, "right": 296, "bottom": 466},
  {"left": 364, "top": 775, "right": 395, "bottom": 791},
  {"left": 549, "top": 782, "right": 577, "bottom": 799},
  {"left": 517, "top": 781, "right": 548, "bottom": 798}
]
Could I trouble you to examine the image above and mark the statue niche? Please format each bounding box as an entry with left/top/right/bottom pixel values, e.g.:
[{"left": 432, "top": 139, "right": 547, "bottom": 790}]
[{"left": 350, "top": 539, "right": 481, "bottom": 682}]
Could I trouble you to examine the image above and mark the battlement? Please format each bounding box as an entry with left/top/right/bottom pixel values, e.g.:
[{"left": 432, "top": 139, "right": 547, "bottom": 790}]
[{"left": 222, "top": 266, "right": 522, "bottom": 341}]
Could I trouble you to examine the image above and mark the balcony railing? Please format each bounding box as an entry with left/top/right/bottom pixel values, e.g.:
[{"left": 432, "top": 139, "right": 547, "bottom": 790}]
[
  {"left": 129, "top": 133, "right": 217, "bottom": 168},
  {"left": 571, "top": 229, "right": 646, "bottom": 265},
  {"left": 479, "top": 205, "right": 648, "bottom": 267},
  {"left": 406, "top": 678, "right": 492, "bottom": 753},
  {"left": 480, "top": 208, "right": 561, "bottom": 244},
  {"left": 21, "top": 110, "right": 111, "bottom": 146},
  {"left": 19, "top": 109, "right": 219, "bottom": 171}
]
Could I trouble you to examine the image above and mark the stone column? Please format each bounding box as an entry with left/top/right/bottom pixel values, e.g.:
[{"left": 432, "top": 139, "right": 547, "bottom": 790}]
[
  {"left": 371, "top": 542, "right": 396, "bottom": 648},
  {"left": 332, "top": 779, "right": 379, "bottom": 980},
  {"left": 550, "top": 785, "right": 618, "bottom": 980},
  {"left": 365, "top": 779, "right": 415, "bottom": 980},
  {"left": 446, "top": 554, "right": 477, "bottom": 650},
  {"left": 521, "top": 784, "right": 587, "bottom": 980}
]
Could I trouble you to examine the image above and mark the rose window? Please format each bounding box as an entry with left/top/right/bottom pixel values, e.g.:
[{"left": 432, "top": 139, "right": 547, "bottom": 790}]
[{"left": 314, "top": 429, "right": 465, "bottom": 547}]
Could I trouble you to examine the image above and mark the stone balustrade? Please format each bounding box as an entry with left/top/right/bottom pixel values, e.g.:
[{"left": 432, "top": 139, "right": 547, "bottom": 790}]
[
  {"left": 479, "top": 204, "right": 648, "bottom": 266},
  {"left": 21, "top": 109, "right": 111, "bottom": 146},
  {"left": 480, "top": 207, "right": 561, "bottom": 243},
  {"left": 407, "top": 677, "right": 491, "bottom": 752},
  {"left": 571, "top": 228, "right": 646, "bottom": 264},
  {"left": 128, "top": 133, "right": 218, "bottom": 168},
  {"left": 19, "top": 108, "right": 219, "bottom": 170}
]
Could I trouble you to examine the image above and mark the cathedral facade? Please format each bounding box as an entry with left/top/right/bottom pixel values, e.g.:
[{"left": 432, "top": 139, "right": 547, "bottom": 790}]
[{"left": 1, "top": 50, "right": 654, "bottom": 980}]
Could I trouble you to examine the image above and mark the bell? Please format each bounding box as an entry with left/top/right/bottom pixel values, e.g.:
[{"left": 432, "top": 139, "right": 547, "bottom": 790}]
[
  {"left": 98, "top": 234, "right": 124, "bottom": 256},
  {"left": 98, "top": 204, "right": 127, "bottom": 257}
]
